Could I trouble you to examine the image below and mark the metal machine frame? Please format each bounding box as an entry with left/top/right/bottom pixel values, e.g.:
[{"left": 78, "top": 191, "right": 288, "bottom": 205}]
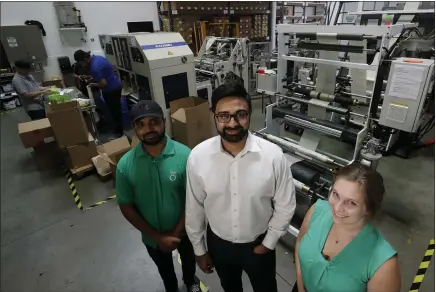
[
  {"left": 256, "top": 23, "right": 434, "bottom": 237},
  {"left": 195, "top": 37, "right": 250, "bottom": 91},
  {"left": 101, "top": 32, "right": 197, "bottom": 134},
  {"left": 248, "top": 41, "right": 272, "bottom": 95}
]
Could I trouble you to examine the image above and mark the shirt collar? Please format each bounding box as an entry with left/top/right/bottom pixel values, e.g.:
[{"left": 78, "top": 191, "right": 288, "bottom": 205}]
[
  {"left": 135, "top": 135, "right": 175, "bottom": 158},
  {"left": 17, "top": 73, "right": 31, "bottom": 79},
  {"left": 214, "top": 131, "right": 261, "bottom": 156}
]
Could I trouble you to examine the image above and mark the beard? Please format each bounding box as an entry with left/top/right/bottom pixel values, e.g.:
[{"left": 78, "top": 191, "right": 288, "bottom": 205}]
[
  {"left": 140, "top": 130, "right": 166, "bottom": 145},
  {"left": 218, "top": 125, "right": 249, "bottom": 143}
]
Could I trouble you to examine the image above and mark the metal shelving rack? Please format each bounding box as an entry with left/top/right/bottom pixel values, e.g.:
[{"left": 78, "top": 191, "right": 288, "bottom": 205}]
[
  {"left": 334, "top": 1, "right": 435, "bottom": 26},
  {"left": 158, "top": 1, "right": 273, "bottom": 55},
  {"left": 276, "top": 1, "right": 327, "bottom": 24}
]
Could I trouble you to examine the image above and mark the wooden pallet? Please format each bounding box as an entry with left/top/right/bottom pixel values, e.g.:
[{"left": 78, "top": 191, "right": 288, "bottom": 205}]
[{"left": 70, "top": 163, "right": 95, "bottom": 180}]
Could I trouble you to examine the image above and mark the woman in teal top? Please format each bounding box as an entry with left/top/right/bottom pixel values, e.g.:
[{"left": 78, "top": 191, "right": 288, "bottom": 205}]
[{"left": 294, "top": 163, "right": 401, "bottom": 292}]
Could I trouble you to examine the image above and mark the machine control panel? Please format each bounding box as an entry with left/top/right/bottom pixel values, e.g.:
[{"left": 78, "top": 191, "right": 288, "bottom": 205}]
[{"left": 379, "top": 58, "right": 435, "bottom": 133}]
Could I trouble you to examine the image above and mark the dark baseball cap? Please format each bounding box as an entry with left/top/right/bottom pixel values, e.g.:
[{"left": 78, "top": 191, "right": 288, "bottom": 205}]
[
  {"left": 130, "top": 100, "right": 164, "bottom": 123},
  {"left": 74, "top": 50, "right": 91, "bottom": 62},
  {"left": 14, "top": 59, "right": 31, "bottom": 69}
]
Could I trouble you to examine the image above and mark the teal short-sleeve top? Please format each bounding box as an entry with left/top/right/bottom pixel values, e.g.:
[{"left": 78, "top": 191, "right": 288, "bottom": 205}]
[{"left": 298, "top": 200, "right": 397, "bottom": 292}]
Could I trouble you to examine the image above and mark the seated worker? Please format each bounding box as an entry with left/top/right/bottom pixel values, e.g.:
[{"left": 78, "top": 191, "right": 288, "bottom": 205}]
[
  {"left": 294, "top": 163, "right": 401, "bottom": 292},
  {"left": 12, "top": 60, "right": 51, "bottom": 120},
  {"left": 74, "top": 50, "right": 123, "bottom": 139}
]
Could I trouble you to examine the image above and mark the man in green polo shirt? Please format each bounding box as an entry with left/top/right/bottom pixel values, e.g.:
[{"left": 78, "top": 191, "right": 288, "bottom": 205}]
[{"left": 116, "top": 100, "right": 200, "bottom": 292}]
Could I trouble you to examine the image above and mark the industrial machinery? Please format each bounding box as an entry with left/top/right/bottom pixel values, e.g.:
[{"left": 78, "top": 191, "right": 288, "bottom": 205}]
[
  {"left": 255, "top": 24, "right": 434, "bottom": 237},
  {"left": 194, "top": 36, "right": 250, "bottom": 91},
  {"left": 101, "top": 32, "right": 197, "bottom": 134},
  {"left": 195, "top": 77, "right": 213, "bottom": 105},
  {"left": 248, "top": 41, "right": 273, "bottom": 94}
]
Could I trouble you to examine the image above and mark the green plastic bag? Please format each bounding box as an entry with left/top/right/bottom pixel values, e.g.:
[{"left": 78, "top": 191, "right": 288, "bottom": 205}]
[
  {"left": 50, "top": 87, "right": 60, "bottom": 94},
  {"left": 48, "top": 94, "right": 70, "bottom": 104}
]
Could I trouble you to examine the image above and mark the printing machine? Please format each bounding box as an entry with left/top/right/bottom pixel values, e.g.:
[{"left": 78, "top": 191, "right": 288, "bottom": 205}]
[
  {"left": 100, "top": 32, "right": 206, "bottom": 134},
  {"left": 194, "top": 36, "right": 250, "bottom": 91},
  {"left": 255, "top": 24, "right": 435, "bottom": 236}
]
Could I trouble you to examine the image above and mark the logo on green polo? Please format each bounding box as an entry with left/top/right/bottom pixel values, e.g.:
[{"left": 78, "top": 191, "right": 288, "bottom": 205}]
[{"left": 169, "top": 171, "right": 177, "bottom": 182}]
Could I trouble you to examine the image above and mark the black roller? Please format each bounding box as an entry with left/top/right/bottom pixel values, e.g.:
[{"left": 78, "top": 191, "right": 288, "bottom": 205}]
[
  {"left": 291, "top": 161, "right": 320, "bottom": 187},
  {"left": 293, "top": 86, "right": 312, "bottom": 96},
  {"left": 334, "top": 95, "right": 355, "bottom": 106},
  {"left": 272, "top": 107, "right": 360, "bottom": 144},
  {"left": 295, "top": 33, "right": 317, "bottom": 40},
  {"left": 290, "top": 87, "right": 360, "bottom": 106},
  {"left": 336, "top": 34, "right": 364, "bottom": 41},
  {"left": 296, "top": 42, "right": 364, "bottom": 53}
]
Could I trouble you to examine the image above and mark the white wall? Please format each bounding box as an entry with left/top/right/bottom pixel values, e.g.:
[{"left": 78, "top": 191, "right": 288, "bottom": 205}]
[{"left": 1, "top": 1, "right": 159, "bottom": 80}]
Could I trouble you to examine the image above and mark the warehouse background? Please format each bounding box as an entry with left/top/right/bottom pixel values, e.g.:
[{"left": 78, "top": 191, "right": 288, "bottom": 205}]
[
  {"left": 0, "top": 2, "right": 160, "bottom": 78},
  {"left": 0, "top": 1, "right": 435, "bottom": 292}
]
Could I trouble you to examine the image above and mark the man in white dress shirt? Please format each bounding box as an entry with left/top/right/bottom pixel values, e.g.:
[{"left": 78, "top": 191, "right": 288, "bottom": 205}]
[{"left": 185, "top": 81, "right": 296, "bottom": 292}]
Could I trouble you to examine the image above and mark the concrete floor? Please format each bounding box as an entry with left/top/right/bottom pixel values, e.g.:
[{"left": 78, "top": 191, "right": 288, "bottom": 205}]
[{"left": 1, "top": 100, "right": 434, "bottom": 292}]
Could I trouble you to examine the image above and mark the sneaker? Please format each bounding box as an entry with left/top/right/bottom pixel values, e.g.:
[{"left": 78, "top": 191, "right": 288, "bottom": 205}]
[{"left": 187, "top": 283, "right": 201, "bottom": 292}]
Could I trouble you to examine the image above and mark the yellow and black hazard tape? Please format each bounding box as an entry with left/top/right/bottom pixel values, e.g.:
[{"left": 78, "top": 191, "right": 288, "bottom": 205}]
[
  {"left": 177, "top": 254, "right": 209, "bottom": 292},
  {"left": 64, "top": 167, "right": 117, "bottom": 211},
  {"left": 85, "top": 194, "right": 116, "bottom": 211},
  {"left": 64, "top": 168, "right": 84, "bottom": 211},
  {"left": 409, "top": 239, "right": 435, "bottom": 292},
  {"left": 0, "top": 108, "right": 23, "bottom": 115}
]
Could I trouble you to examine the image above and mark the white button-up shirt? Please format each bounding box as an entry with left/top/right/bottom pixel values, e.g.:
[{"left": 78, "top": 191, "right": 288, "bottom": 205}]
[{"left": 185, "top": 132, "right": 296, "bottom": 256}]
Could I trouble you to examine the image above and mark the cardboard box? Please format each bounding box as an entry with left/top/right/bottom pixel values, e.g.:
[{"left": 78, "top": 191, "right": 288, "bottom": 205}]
[
  {"left": 92, "top": 135, "right": 138, "bottom": 177},
  {"left": 95, "top": 136, "right": 131, "bottom": 182},
  {"left": 66, "top": 133, "right": 98, "bottom": 169},
  {"left": 100, "top": 153, "right": 117, "bottom": 178},
  {"left": 18, "top": 118, "right": 55, "bottom": 148},
  {"left": 47, "top": 100, "right": 89, "bottom": 148},
  {"left": 92, "top": 154, "right": 112, "bottom": 177},
  {"left": 170, "top": 97, "right": 213, "bottom": 149},
  {"left": 32, "top": 141, "right": 63, "bottom": 171},
  {"left": 97, "top": 136, "right": 131, "bottom": 166}
]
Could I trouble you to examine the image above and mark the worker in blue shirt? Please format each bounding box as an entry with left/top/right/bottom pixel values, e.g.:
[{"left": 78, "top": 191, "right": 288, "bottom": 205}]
[{"left": 74, "top": 50, "right": 123, "bottom": 139}]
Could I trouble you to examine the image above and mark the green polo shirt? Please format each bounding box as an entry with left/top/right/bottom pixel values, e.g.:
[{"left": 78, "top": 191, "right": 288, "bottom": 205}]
[{"left": 116, "top": 136, "right": 191, "bottom": 248}]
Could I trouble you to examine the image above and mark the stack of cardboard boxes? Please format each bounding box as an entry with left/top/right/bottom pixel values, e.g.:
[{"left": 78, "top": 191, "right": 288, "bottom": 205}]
[
  {"left": 176, "top": 17, "right": 195, "bottom": 45},
  {"left": 93, "top": 96, "right": 214, "bottom": 180},
  {"left": 261, "top": 14, "right": 269, "bottom": 38},
  {"left": 45, "top": 100, "right": 97, "bottom": 171},
  {"left": 210, "top": 17, "right": 230, "bottom": 37},
  {"left": 170, "top": 96, "right": 213, "bottom": 149},
  {"left": 162, "top": 1, "right": 201, "bottom": 12},
  {"left": 251, "top": 1, "right": 270, "bottom": 13},
  {"left": 163, "top": 17, "right": 195, "bottom": 45},
  {"left": 253, "top": 14, "right": 269, "bottom": 39},
  {"left": 230, "top": 1, "right": 269, "bottom": 13},
  {"left": 18, "top": 118, "right": 63, "bottom": 171},
  {"left": 200, "top": 2, "right": 227, "bottom": 13},
  {"left": 93, "top": 136, "right": 131, "bottom": 181},
  {"left": 18, "top": 99, "right": 131, "bottom": 179},
  {"left": 239, "top": 16, "right": 252, "bottom": 38},
  {"left": 230, "top": 1, "right": 249, "bottom": 13},
  {"left": 162, "top": 1, "right": 227, "bottom": 14}
]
